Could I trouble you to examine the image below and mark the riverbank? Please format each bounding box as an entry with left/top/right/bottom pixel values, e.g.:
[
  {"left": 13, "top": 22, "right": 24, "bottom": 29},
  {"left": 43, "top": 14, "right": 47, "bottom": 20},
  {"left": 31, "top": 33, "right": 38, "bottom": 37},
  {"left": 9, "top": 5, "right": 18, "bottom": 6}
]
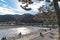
[
  {"left": 0, "top": 25, "right": 39, "bottom": 29},
  {"left": 0, "top": 25, "right": 26, "bottom": 29},
  {"left": 0, "top": 25, "right": 50, "bottom": 29}
]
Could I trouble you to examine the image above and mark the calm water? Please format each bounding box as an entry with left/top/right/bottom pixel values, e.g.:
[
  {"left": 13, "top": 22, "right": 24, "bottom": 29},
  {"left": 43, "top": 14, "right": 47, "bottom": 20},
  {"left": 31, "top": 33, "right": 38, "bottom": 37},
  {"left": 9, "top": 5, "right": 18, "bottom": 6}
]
[{"left": 0, "top": 26, "right": 49, "bottom": 39}]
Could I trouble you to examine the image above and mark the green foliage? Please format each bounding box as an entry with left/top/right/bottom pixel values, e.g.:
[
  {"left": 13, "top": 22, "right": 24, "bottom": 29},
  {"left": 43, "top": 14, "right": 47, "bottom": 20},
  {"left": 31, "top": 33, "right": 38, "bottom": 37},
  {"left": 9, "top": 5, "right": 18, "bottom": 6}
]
[
  {"left": 34, "top": 12, "right": 57, "bottom": 24},
  {"left": 35, "top": 2, "right": 57, "bottom": 24},
  {"left": 59, "top": 0, "right": 60, "bottom": 1}
]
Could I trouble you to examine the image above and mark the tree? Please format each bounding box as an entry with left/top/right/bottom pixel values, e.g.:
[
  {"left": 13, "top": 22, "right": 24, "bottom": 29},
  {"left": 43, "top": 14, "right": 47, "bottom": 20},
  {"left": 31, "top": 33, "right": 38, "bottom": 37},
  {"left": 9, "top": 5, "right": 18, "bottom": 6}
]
[
  {"left": 34, "top": 11, "right": 57, "bottom": 24},
  {"left": 34, "top": 3, "right": 57, "bottom": 24},
  {"left": 53, "top": 0, "right": 60, "bottom": 40},
  {"left": 47, "top": 0, "right": 60, "bottom": 40}
]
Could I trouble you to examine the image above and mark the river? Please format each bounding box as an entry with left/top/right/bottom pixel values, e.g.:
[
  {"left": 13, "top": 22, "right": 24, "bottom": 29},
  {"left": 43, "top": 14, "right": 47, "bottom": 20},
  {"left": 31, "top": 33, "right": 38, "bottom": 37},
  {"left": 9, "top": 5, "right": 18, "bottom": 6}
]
[{"left": 0, "top": 26, "right": 49, "bottom": 40}]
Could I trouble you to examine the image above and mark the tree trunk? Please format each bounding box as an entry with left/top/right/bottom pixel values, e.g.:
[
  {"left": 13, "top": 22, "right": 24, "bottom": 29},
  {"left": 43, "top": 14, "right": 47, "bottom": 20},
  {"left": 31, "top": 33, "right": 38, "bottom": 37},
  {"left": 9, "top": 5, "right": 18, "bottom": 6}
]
[{"left": 53, "top": 0, "right": 60, "bottom": 40}]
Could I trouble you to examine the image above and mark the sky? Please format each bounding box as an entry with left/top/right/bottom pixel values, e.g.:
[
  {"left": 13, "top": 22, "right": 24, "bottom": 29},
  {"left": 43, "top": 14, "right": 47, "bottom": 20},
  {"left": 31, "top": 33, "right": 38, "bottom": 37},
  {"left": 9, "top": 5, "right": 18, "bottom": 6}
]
[{"left": 0, "top": 0, "right": 60, "bottom": 15}]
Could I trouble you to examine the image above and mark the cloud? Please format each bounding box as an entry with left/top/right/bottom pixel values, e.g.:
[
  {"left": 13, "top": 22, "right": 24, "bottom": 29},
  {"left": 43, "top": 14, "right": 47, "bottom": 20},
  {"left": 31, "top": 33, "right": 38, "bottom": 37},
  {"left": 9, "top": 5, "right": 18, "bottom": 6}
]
[
  {"left": 0, "top": 0, "right": 25, "bottom": 15},
  {"left": 17, "top": 1, "right": 45, "bottom": 10},
  {"left": 16, "top": 1, "right": 45, "bottom": 14},
  {"left": 0, "top": 7, "right": 24, "bottom": 15},
  {"left": 0, "top": 0, "right": 6, "bottom": 3},
  {"left": 0, "top": 0, "right": 46, "bottom": 15},
  {"left": 30, "top": 1, "right": 45, "bottom": 10},
  {"left": 0, "top": 0, "right": 8, "bottom": 8}
]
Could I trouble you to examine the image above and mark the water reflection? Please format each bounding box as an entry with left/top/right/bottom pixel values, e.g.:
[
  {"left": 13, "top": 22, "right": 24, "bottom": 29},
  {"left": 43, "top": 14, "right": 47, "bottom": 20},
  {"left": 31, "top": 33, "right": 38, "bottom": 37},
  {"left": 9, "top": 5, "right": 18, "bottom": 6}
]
[
  {"left": 0, "top": 27, "right": 49, "bottom": 39},
  {"left": 16, "top": 27, "right": 31, "bottom": 34}
]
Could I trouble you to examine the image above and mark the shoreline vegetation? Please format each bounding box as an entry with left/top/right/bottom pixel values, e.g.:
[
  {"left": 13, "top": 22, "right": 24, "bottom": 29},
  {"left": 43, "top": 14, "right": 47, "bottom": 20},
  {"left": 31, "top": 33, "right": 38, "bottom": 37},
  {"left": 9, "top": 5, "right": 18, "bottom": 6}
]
[{"left": 0, "top": 24, "right": 57, "bottom": 29}]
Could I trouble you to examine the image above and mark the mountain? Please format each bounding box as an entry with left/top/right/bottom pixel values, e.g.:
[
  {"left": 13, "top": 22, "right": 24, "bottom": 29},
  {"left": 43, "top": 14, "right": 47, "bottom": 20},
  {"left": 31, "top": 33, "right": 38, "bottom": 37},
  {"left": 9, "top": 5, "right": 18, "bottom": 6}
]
[{"left": 0, "top": 14, "right": 43, "bottom": 25}]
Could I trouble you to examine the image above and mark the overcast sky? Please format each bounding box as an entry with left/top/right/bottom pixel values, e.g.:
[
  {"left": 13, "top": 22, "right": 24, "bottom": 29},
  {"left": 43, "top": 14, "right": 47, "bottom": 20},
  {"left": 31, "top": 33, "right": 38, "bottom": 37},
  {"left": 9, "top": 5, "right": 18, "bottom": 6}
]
[{"left": 0, "top": 0, "right": 60, "bottom": 15}]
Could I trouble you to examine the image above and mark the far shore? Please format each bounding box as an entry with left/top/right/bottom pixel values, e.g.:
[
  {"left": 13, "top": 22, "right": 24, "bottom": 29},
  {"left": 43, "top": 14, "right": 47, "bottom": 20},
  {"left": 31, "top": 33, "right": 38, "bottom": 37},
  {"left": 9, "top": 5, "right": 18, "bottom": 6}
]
[{"left": 0, "top": 25, "right": 39, "bottom": 29}]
